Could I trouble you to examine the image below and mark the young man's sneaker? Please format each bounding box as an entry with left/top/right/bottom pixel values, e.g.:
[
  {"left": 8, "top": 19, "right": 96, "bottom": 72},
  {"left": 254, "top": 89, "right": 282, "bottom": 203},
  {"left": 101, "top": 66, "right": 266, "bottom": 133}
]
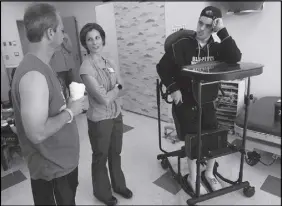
[
  {"left": 204, "top": 172, "right": 222, "bottom": 191},
  {"left": 187, "top": 175, "right": 208, "bottom": 195}
]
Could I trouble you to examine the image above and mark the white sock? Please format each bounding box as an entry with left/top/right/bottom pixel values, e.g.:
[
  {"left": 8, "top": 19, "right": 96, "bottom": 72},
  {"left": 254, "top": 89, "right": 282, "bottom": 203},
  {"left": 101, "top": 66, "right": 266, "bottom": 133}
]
[
  {"left": 187, "top": 173, "right": 207, "bottom": 195},
  {"left": 187, "top": 158, "right": 197, "bottom": 181},
  {"left": 205, "top": 159, "right": 216, "bottom": 178},
  {"left": 204, "top": 159, "right": 222, "bottom": 191}
]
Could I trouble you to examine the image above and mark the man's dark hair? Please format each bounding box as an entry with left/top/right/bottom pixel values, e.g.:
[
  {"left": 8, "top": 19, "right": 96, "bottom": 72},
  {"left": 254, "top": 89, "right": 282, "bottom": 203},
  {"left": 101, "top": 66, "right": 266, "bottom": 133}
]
[
  {"left": 23, "top": 3, "right": 59, "bottom": 42},
  {"left": 80, "top": 23, "right": 106, "bottom": 54}
]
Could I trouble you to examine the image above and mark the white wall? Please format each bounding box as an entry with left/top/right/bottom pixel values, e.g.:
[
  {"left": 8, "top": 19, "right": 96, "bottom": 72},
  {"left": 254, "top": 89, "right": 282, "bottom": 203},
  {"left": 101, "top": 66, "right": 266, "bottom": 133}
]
[
  {"left": 1, "top": 2, "right": 28, "bottom": 68},
  {"left": 1, "top": 2, "right": 103, "bottom": 63},
  {"left": 53, "top": 2, "right": 103, "bottom": 51},
  {"left": 165, "top": 2, "right": 204, "bottom": 37},
  {"left": 1, "top": 1, "right": 103, "bottom": 100},
  {"left": 165, "top": 2, "right": 281, "bottom": 98},
  {"left": 1, "top": 55, "right": 10, "bottom": 101},
  {"left": 95, "top": 3, "right": 120, "bottom": 69},
  {"left": 1, "top": 2, "right": 29, "bottom": 101}
]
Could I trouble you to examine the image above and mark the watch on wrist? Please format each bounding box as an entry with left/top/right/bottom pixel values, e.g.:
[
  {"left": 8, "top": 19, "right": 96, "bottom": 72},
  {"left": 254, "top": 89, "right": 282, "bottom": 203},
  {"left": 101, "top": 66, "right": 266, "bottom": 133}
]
[
  {"left": 64, "top": 108, "right": 73, "bottom": 123},
  {"left": 116, "top": 84, "right": 122, "bottom": 90}
]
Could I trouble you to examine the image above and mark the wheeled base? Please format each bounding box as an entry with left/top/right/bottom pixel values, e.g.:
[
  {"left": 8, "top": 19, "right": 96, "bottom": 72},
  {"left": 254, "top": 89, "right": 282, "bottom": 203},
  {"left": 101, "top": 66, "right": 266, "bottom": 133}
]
[
  {"left": 156, "top": 74, "right": 259, "bottom": 205},
  {"left": 157, "top": 153, "right": 255, "bottom": 205},
  {"left": 187, "top": 181, "right": 254, "bottom": 205}
]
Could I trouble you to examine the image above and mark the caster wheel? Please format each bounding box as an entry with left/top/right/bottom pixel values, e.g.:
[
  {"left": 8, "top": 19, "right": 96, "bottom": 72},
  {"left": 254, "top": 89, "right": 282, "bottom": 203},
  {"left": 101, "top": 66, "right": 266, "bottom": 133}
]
[
  {"left": 243, "top": 186, "right": 255, "bottom": 197},
  {"left": 245, "top": 151, "right": 260, "bottom": 166},
  {"left": 157, "top": 154, "right": 164, "bottom": 160},
  {"left": 186, "top": 200, "right": 197, "bottom": 206},
  {"left": 161, "top": 159, "right": 169, "bottom": 169}
]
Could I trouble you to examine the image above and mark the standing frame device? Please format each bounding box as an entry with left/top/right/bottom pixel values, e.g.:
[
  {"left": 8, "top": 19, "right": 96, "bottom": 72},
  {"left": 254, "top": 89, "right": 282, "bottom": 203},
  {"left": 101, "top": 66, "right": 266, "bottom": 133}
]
[{"left": 156, "top": 61, "right": 263, "bottom": 205}]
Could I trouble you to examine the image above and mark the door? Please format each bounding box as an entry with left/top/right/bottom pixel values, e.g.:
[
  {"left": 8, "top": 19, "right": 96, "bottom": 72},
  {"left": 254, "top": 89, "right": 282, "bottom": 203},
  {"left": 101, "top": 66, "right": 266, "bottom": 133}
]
[
  {"left": 16, "top": 17, "right": 82, "bottom": 82},
  {"left": 62, "top": 16, "right": 82, "bottom": 83},
  {"left": 16, "top": 20, "right": 29, "bottom": 55},
  {"left": 62, "top": 16, "right": 82, "bottom": 68},
  {"left": 95, "top": 3, "right": 120, "bottom": 71}
]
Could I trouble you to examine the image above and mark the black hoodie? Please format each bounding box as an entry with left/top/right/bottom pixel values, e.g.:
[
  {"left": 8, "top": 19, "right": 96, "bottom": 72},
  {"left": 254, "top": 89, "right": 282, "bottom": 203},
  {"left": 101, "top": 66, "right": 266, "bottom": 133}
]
[{"left": 157, "top": 28, "right": 242, "bottom": 103}]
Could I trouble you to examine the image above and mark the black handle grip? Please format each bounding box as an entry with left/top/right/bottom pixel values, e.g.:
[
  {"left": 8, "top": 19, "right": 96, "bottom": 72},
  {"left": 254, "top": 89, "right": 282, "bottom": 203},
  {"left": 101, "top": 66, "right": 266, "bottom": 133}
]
[{"left": 159, "top": 81, "right": 174, "bottom": 104}]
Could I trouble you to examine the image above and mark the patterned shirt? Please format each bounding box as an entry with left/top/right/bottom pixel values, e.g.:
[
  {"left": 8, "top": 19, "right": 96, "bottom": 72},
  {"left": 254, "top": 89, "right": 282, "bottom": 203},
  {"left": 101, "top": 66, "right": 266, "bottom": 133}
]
[{"left": 79, "top": 55, "right": 121, "bottom": 122}]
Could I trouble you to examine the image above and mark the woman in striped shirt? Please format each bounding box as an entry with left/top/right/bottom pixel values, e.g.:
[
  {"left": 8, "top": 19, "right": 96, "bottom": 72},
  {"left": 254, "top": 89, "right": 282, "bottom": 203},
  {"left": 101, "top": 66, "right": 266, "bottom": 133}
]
[{"left": 79, "top": 23, "right": 132, "bottom": 206}]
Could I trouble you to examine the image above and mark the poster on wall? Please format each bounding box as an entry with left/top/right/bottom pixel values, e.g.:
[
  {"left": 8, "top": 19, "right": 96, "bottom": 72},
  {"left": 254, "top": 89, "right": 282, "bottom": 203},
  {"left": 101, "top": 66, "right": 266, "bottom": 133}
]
[
  {"left": 1, "top": 39, "right": 22, "bottom": 68},
  {"left": 113, "top": 1, "right": 169, "bottom": 122}
]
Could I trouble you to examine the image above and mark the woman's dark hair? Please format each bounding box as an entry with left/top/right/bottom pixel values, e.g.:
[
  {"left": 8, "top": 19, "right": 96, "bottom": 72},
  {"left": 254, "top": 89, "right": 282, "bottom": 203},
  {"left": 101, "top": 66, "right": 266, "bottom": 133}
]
[{"left": 80, "top": 23, "right": 106, "bottom": 54}]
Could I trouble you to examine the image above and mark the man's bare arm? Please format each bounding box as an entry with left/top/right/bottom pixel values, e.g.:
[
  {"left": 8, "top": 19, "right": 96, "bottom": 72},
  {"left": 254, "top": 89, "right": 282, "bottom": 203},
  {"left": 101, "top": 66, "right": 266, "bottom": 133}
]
[{"left": 19, "top": 71, "right": 71, "bottom": 144}]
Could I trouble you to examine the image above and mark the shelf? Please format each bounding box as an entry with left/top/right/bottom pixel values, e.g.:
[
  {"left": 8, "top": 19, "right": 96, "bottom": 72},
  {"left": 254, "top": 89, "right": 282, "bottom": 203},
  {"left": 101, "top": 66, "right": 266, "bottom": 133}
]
[
  {"left": 218, "top": 92, "right": 238, "bottom": 97},
  {"left": 221, "top": 83, "right": 239, "bottom": 87},
  {"left": 216, "top": 80, "right": 245, "bottom": 132},
  {"left": 217, "top": 115, "right": 235, "bottom": 122},
  {"left": 216, "top": 112, "right": 237, "bottom": 118},
  {"left": 217, "top": 103, "right": 237, "bottom": 108},
  {"left": 217, "top": 121, "right": 234, "bottom": 128},
  {"left": 221, "top": 79, "right": 244, "bottom": 84},
  {"left": 217, "top": 101, "right": 237, "bottom": 105},
  {"left": 217, "top": 116, "right": 236, "bottom": 122}
]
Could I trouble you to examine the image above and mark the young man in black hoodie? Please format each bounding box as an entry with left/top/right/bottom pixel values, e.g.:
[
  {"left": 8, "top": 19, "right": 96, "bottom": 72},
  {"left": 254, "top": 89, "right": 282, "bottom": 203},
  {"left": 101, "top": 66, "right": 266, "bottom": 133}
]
[{"left": 157, "top": 6, "right": 242, "bottom": 194}]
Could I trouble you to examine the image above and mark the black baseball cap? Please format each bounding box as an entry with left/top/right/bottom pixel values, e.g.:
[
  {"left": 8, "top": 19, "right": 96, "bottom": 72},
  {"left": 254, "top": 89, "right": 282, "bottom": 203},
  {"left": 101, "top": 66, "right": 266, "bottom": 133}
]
[{"left": 200, "top": 6, "right": 222, "bottom": 20}]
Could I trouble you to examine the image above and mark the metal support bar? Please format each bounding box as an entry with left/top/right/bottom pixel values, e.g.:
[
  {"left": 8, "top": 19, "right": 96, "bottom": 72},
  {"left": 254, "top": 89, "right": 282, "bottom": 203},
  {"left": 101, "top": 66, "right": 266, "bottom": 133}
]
[
  {"left": 201, "top": 81, "right": 221, "bottom": 86},
  {"left": 187, "top": 181, "right": 250, "bottom": 205},
  {"left": 239, "top": 77, "right": 251, "bottom": 182},
  {"left": 156, "top": 79, "right": 167, "bottom": 154},
  {"left": 195, "top": 81, "right": 202, "bottom": 197}
]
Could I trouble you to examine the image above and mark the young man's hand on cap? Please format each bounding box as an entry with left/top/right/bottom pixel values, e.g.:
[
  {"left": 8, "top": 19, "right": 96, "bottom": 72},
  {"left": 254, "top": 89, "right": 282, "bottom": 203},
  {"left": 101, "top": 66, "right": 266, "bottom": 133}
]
[{"left": 212, "top": 18, "right": 225, "bottom": 33}]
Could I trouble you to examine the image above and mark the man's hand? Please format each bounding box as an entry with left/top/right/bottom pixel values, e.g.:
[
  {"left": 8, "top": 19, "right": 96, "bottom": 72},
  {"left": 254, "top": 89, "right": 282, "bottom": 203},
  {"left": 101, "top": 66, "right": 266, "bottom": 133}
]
[
  {"left": 170, "top": 90, "right": 183, "bottom": 105},
  {"left": 67, "top": 96, "right": 88, "bottom": 116},
  {"left": 212, "top": 18, "right": 224, "bottom": 33}
]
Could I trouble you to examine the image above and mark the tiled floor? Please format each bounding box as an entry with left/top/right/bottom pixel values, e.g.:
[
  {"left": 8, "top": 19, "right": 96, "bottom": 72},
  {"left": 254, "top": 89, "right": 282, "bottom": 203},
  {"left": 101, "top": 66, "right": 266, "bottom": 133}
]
[{"left": 1, "top": 110, "right": 281, "bottom": 205}]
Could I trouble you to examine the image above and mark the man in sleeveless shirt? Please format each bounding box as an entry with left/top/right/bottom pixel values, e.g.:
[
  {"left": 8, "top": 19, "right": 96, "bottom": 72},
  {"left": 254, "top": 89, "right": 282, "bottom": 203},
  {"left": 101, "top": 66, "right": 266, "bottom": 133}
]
[{"left": 11, "top": 3, "right": 87, "bottom": 205}]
